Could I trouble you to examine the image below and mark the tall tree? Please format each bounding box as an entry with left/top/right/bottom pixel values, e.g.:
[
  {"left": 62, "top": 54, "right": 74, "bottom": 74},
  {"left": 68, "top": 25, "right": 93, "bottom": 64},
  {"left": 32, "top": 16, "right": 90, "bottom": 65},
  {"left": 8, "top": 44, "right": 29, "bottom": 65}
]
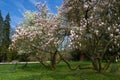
[
  {"left": 0, "top": 11, "right": 4, "bottom": 62},
  {"left": 2, "top": 13, "right": 11, "bottom": 48},
  {"left": 0, "top": 11, "right": 4, "bottom": 46},
  {"left": 0, "top": 12, "right": 11, "bottom": 62}
]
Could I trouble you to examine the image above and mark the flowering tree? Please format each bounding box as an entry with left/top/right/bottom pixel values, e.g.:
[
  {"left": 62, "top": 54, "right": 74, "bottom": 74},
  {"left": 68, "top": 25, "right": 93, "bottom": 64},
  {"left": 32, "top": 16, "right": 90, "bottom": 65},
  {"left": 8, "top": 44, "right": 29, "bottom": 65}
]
[
  {"left": 62, "top": 0, "right": 120, "bottom": 72},
  {"left": 9, "top": 3, "right": 65, "bottom": 70}
]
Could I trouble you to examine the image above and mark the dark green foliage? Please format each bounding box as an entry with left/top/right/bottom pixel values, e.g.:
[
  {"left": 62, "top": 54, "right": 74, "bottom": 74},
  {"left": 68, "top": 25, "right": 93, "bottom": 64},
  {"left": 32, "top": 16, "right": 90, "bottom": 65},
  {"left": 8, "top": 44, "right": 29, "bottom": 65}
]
[
  {"left": 2, "top": 13, "right": 11, "bottom": 48},
  {"left": 0, "top": 10, "right": 4, "bottom": 45},
  {"left": 18, "top": 53, "right": 30, "bottom": 62},
  {"left": 0, "top": 11, "right": 11, "bottom": 62},
  {"left": 70, "top": 49, "right": 80, "bottom": 61}
]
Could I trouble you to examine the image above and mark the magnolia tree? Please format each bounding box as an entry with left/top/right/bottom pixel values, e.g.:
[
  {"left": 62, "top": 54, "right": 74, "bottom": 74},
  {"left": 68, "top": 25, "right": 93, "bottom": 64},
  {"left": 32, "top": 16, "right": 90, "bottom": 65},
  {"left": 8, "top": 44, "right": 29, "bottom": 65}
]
[
  {"left": 61, "top": 0, "right": 120, "bottom": 72},
  {"left": 9, "top": 3, "right": 66, "bottom": 70}
]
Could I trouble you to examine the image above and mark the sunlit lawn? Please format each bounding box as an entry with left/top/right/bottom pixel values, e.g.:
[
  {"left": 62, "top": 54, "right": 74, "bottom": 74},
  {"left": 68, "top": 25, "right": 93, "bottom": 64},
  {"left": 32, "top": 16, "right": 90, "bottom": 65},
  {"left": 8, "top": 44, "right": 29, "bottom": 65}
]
[{"left": 0, "top": 62, "right": 120, "bottom": 80}]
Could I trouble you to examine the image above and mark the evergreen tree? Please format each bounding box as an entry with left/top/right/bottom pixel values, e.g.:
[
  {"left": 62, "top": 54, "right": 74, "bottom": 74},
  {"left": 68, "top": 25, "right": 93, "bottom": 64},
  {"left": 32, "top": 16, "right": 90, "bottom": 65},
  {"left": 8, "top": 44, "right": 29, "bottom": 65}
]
[
  {"left": 0, "top": 11, "right": 4, "bottom": 46},
  {"left": 2, "top": 13, "right": 11, "bottom": 48},
  {"left": 0, "top": 12, "right": 11, "bottom": 62}
]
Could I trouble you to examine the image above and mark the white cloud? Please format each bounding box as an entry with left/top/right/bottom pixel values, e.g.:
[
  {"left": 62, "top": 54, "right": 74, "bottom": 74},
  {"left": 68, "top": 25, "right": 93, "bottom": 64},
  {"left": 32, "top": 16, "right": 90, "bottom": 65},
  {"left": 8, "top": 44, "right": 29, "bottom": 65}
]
[
  {"left": 14, "top": 2, "right": 28, "bottom": 16},
  {"left": 18, "top": 9, "right": 25, "bottom": 16},
  {"left": 29, "top": 0, "right": 37, "bottom": 5}
]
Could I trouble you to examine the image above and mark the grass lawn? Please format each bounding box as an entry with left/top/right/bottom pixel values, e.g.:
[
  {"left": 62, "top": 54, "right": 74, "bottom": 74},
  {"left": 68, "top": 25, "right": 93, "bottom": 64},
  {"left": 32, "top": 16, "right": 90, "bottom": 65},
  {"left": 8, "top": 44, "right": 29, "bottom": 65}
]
[{"left": 0, "top": 62, "right": 120, "bottom": 80}]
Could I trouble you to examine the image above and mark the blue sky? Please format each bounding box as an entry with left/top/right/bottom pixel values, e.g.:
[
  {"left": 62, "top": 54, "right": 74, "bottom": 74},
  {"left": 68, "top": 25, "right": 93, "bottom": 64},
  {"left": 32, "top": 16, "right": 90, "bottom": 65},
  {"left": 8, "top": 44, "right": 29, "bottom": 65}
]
[{"left": 0, "top": 0, "right": 63, "bottom": 28}]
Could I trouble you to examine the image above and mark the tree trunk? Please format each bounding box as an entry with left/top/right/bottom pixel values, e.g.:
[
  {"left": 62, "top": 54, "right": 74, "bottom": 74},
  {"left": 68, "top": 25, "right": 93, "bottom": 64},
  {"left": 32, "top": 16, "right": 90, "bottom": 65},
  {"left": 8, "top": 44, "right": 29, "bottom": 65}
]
[
  {"left": 97, "top": 58, "right": 102, "bottom": 72},
  {"left": 58, "top": 52, "right": 81, "bottom": 70},
  {"left": 103, "top": 61, "right": 111, "bottom": 72},
  {"left": 91, "top": 57, "right": 102, "bottom": 72},
  {"left": 80, "top": 52, "right": 84, "bottom": 61},
  {"left": 35, "top": 56, "right": 48, "bottom": 68},
  {"left": 50, "top": 50, "right": 57, "bottom": 70},
  {"left": 91, "top": 58, "right": 98, "bottom": 70}
]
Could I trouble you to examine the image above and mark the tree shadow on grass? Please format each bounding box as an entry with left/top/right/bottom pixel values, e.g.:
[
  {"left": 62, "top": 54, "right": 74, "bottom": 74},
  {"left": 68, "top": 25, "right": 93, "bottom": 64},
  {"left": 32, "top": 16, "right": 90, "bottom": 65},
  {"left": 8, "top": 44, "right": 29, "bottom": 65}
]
[{"left": 18, "top": 70, "right": 83, "bottom": 80}]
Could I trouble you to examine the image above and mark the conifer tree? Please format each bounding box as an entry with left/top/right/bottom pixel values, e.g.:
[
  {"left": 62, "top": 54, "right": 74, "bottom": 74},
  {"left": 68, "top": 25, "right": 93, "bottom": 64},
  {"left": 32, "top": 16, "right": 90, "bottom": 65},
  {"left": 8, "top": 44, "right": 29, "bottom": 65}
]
[
  {"left": 2, "top": 13, "right": 11, "bottom": 48},
  {"left": 0, "top": 12, "right": 11, "bottom": 62},
  {"left": 0, "top": 11, "right": 4, "bottom": 46}
]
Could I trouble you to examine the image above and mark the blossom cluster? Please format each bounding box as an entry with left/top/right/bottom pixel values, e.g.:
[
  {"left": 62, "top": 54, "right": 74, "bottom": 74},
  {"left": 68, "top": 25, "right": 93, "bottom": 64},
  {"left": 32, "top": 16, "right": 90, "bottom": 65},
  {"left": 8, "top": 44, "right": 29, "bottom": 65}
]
[
  {"left": 63, "top": 0, "right": 120, "bottom": 55},
  {"left": 9, "top": 3, "right": 64, "bottom": 55}
]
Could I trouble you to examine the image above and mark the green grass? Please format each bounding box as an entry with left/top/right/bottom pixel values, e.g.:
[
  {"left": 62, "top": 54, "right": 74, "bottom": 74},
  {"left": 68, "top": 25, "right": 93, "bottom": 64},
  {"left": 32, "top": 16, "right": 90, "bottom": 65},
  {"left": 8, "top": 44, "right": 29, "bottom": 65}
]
[{"left": 0, "top": 62, "right": 120, "bottom": 80}]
